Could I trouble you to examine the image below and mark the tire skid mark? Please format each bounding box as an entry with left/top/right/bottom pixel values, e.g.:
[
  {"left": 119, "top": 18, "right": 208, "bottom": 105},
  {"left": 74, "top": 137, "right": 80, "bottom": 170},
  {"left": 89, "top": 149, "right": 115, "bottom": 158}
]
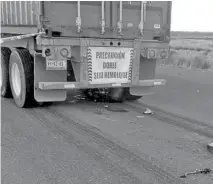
[
  {"left": 1, "top": 99, "right": 77, "bottom": 184},
  {"left": 4, "top": 98, "right": 184, "bottom": 184},
  {"left": 43, "top": 106, "right": 184, "bottom": 184},
  {"left": 25, "top": 109, "right": 142, "bottom": 184},
  {"left": 125, "top": 101, "right": 213, "bottom": 139}
]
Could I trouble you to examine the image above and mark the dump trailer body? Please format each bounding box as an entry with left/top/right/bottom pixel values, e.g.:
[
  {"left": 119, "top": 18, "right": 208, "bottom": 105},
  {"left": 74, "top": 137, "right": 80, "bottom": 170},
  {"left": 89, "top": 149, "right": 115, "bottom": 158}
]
[{"left": 1, "top": 1, "right": 171, "bottom": 106}]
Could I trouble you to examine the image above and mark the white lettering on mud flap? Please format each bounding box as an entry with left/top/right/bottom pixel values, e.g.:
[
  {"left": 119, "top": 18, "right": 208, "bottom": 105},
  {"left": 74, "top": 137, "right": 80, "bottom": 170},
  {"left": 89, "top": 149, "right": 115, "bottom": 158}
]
[{"left": 87, "top": 47, "right": 134, "bottom": 84}]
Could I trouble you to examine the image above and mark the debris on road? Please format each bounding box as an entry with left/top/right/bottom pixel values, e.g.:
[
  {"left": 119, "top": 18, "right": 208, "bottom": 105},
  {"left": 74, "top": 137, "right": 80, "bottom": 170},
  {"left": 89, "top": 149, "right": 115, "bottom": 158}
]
[
  {"left": 73, "top": 94, "right": 87, "bottom": 100},
  {"left": 180, "top": 168, "right": 213, "bottom": 178},
  {"left": 68, "top": 95, "right": 86, "bottom": 104},
  {"left": 69, "top": 100, "right": 77, "bottom": 104},
  {"left": 143, "top": 108, "right": 154, "bottom": 115},
  {"left": 68, "top": 92, "right": 88, "bottom": 103},
  {"left": 105, "top": 105, "right": 129, "bottom": 112},
  {"left": 136, "top": 115, "right": 144, "bottom": 118},
  {"left": 207, "top": 142, "right": 213, "bottom": 154}
]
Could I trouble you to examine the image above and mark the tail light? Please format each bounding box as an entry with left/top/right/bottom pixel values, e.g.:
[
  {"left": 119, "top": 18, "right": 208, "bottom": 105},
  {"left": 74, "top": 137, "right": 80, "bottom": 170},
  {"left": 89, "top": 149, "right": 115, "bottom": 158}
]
[
  {"left": 160, "top": 50, "right": 168, "bottom": 59},
  {"left": 141, "top": 48, "right": 169, "bottom": 59},
  {"left": 42, "top": 46, "right": 71, "bottom": 59},
  {"left": 44, "top": 48, "right": 51, "bottom": 57},
  {"left": 60, "top": 48, "right": 69, "bottom": 57},
  {"left": 148, "top": 50, "right": 156, "bottom": 58},
  {"left": 147, "top": 49, "right": 157, "bottom": 59}
]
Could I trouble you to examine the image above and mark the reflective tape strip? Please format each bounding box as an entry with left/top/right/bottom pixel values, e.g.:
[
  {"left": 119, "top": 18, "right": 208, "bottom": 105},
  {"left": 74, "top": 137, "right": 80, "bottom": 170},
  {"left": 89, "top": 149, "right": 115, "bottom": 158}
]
[
  {"left": 112, "top": 83, "right": 122, "bottom": 87},
  {"left": 64, "top": 84, "right": 75, "bottom": 89},
  {"left": 154, "top": 81, "right": 162, "bottom": 86},
  {"left": 0, "top": 31, "right": 45, "bottom": 43}
]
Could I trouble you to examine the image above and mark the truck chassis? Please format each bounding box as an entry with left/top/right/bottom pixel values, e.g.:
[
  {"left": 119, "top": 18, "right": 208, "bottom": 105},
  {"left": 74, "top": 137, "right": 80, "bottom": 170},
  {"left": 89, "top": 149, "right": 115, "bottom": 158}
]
[
  {"left": 1, "top": 1, "right": 170, "bottom": 108},
  {"left": 1, "top": 34, "right": 167, "bottom": 108}
]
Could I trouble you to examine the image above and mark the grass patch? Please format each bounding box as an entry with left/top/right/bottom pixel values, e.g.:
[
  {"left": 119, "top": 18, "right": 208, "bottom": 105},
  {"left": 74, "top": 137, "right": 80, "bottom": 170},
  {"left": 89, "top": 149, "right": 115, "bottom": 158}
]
[
  {"left": 171, "top": 31, "right": 213, "bottom": 39},
  {"left": 160, "top": 39, "right": 213, "bottom": 71},
  {"left": 170, "top": 39, "right": 213, "bottom": 52},
  {"left": 161, "top": 49, "right": 213, "bottom": 70}
]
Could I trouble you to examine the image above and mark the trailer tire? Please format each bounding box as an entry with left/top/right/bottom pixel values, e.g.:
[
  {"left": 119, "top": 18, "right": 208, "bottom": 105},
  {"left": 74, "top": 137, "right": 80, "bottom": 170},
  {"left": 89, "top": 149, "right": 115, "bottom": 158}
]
[
  {"left": 109, "top": 87, "right": 142, "bottom": 102},
  {"left": 109, "top": 88, "right": 126, "bottom": 102},
  {"left": 1, "top": 47, "right": 12, "bottom": 98},
  {"left": 9, "top": 48, "right": 37, "bottom": 108}
]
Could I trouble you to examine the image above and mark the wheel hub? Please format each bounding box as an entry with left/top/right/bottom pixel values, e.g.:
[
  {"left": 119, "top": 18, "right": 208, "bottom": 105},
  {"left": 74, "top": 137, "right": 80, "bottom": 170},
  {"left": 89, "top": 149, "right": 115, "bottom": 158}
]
[{"left": 11, "top": 63, "right": 21, "bottom": 96}]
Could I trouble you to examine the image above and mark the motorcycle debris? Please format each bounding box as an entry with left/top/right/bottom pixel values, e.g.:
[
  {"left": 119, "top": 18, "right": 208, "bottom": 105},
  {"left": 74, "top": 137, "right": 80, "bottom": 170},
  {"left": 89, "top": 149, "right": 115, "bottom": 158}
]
[
  {"left": 136, "top": 116, "right": 144, "bottom": 118},
  {"left": 180, "top": 168, "right": 212, "bottom": 178},
  {"left": 207, "top": 142, "right": 213, "bottom": 154},
  {"left": 143, "top": 108, "right": 153, "bottom": 115}
]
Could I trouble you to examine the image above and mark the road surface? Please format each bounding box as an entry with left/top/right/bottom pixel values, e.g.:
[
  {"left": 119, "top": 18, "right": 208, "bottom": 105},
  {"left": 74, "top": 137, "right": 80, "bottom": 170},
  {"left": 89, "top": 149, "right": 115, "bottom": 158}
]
[
  {"left": 1, "top": 66, "right": 213, "bottom": 184},
  {"left": 144, "top": 66, "right": 213, "bottom": 124}
]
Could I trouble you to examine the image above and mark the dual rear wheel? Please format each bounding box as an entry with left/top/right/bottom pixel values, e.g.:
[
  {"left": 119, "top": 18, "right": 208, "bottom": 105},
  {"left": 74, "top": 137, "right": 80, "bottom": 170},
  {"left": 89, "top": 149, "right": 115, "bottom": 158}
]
[
  {"left": 1, "top": 47, "right": 142, "bottom": 108},
  {"left": 1, "top": 47, "right": 36, "bottom": 107},
  {"left": 1, "top": 47, "right": 12, "bottom": 98}
]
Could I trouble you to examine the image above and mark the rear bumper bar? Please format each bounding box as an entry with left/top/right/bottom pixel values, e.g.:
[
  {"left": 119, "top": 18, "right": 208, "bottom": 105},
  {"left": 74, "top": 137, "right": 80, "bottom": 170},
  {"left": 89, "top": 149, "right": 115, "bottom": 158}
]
[{"left": 38, "top": 79, "right": 167, "bottom": 90}]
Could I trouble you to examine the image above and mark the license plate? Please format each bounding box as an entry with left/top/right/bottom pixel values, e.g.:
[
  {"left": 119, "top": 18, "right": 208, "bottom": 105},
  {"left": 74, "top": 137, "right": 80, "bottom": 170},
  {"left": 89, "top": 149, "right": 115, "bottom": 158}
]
[{"left": 46, "top": 60, "right": 67, "bottom": 70}]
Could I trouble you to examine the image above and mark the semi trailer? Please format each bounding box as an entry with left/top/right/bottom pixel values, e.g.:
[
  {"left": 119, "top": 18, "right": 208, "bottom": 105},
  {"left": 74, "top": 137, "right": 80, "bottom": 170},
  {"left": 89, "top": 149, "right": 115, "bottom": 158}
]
[{"left": 1, "top": 1, "right": 171, "bottom": 108}]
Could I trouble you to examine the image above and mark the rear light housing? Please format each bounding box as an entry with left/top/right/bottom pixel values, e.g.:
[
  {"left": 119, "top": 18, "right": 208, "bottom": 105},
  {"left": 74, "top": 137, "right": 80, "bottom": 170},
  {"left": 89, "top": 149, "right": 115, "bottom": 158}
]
[
  {"left": 44, "top": 48, "right": 51, "bottom": 57},
  {"left": 42, "top": 46, "right": 71, "bottom": 59},
  {"left": 159, "top": 49, "right": 168, "bottom": 59},
  {"left": 141, "top": 48, "right": 169, "bottom": 59},
  {"left": 60, "top": 48, "right": 69, "bottom": 57},
  {"left": 147, "top": 48, "right": 158, "bottom": 59}
]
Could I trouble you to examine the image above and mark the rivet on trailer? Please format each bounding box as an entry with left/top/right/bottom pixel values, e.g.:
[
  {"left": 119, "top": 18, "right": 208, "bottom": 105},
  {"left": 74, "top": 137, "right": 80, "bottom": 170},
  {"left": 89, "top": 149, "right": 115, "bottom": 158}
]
[{"left": 1, "top": 1, "right": 171, "bottom": 108}]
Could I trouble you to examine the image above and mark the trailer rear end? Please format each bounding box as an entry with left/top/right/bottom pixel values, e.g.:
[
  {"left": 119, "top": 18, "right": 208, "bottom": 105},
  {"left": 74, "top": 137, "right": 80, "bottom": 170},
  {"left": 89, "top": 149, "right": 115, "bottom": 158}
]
[{"left": 1, "top": 1, "right": 171, "bottom": 108}]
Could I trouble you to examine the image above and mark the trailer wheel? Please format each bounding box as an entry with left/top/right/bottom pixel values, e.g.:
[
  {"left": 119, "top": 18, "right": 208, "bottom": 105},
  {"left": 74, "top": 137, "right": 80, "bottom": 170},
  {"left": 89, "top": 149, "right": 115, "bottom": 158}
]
[
  {"left": 1, "top": 47, "right": 12, "bottom": 98},
  {"left": 109, "top": 88, "right": 126, "bottom": 102},
  {"left": 109, "top": 87, "right": 142, "bottom": 102},
  {"left": 9, "top": 48, "right": 36, "bottom": 108}
]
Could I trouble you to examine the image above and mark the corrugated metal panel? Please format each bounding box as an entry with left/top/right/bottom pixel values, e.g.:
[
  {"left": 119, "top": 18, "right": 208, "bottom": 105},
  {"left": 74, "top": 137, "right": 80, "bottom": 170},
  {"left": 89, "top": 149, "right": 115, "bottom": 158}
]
[
  {"left": 1, "top": 1, "right": 171, "bottom": 40},
  {"left": 1, "top": 1, "right": 37, "bottom": 26}
]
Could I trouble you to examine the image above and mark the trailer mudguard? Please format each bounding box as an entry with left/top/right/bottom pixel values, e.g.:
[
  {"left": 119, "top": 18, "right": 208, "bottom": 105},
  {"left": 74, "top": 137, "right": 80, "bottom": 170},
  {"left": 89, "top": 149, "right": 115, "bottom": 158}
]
[
  {"left": 129, "top": 56, "right": 157, "bottom": 96},
  {"left": 34, "top": 53, "right": 67, "bottom": 102}
]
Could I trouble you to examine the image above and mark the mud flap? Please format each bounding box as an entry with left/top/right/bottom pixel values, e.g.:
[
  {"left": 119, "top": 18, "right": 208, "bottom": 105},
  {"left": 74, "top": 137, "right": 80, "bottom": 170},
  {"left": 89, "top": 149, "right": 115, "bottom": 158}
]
[
  {"left": 130, "top": 54, "right": 157, "bottom": 96},
  {"left": 34, "top": 53, "right": 67, "bottom": 102}
]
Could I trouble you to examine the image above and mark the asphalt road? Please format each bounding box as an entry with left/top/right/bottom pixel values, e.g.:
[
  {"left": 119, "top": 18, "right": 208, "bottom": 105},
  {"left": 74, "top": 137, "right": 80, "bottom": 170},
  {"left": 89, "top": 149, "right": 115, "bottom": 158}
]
[
  {"left": 1, "top": 66, "right": 213, "bottom": 184},
  {"left": 143, "top": 66, "right": 213, "bottom": 125}
]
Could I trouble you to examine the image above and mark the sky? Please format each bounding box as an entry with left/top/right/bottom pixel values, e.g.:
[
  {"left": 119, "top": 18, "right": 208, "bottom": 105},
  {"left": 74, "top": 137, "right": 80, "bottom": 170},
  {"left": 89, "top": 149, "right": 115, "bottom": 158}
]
[{"left": 171, "top": 0, "right": 213, "bottom": 32}]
